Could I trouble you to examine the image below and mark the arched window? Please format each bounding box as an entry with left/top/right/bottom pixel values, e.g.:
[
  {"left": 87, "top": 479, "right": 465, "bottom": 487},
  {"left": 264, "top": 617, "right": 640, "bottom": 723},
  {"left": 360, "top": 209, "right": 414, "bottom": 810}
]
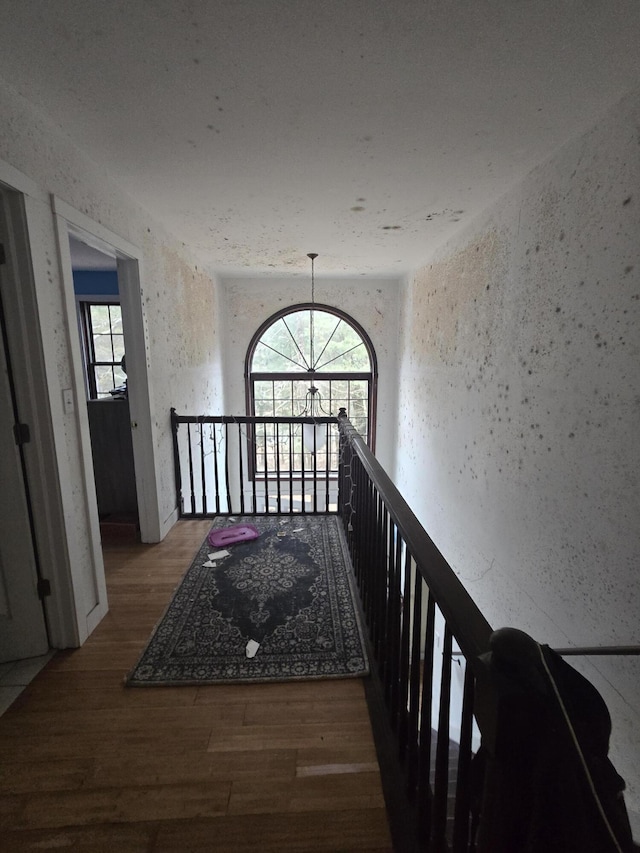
[{"left": 246, "top": 303, "right": 378, "bottom": 449}]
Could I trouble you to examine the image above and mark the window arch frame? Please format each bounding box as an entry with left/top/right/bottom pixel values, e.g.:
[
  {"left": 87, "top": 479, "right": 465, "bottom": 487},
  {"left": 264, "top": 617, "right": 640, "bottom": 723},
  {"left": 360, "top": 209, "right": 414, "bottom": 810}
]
[{"left": 245, "top": 302, "right": 378, "bottom": 452}]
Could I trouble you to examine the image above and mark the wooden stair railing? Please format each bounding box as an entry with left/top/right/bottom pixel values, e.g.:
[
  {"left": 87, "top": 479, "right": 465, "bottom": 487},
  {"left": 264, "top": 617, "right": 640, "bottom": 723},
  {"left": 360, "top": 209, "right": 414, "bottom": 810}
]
[{"left": 337, "top": 409, "right": 493, "bottom": 852}]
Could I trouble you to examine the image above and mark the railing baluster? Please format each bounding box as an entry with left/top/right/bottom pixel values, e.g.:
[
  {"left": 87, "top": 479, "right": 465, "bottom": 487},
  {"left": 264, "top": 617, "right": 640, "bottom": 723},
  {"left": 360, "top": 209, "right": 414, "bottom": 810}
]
[
  {"left": 288, "top": 422, "right": 294, "bottom": 514},
  {"left": 417, "top": 592, "right": 436, "bottom": 847},
  {"left": 224, "top": 421, "right": 231, "bottom": 514},
  {"left": 397, "top": 550, "right": 413, "bottom": 752},
  {"left": 369, "top": 492, "right": 381, "bottom": 656},
  {"left": 237, "top": 421, "right": 245, "bottom": 515},
  {"left": 199, "top": 420, "right": 206, "bottom": 515},
  {"left": 385, "top": 525, "right": 402, "bottom": 710},
  {"left": 324, "top": 422, "right": 330, "bottom": 513},
  {"left": 263, "top": 423, "right": 270, "bottom": 514},
  {"left": 378, "top": 515, "right": 393, "bottom": 687},
  {"left": 187, "top": 422, "right": 196, "bottom": 515},
  {"left": 301, "top": 424, "right": 306, "bottom": 514},
  {"left": 312, "top": 423, "right": 318, "bottom": 513},
  {"left": 374, "top": 499, "right": 388, "bottom": 666},
  {"left": 452, "top": 662, "right": 475, "bottom": 853},
  {"left": 212, "top": 422, "right": 220, "bottom": 514},
  {"left": 432, "top": 625, "right": 453, "bottom": 850},
  {"left": 406, "top": 570, "right": 424, "bottom": 800},
  {"left": 275, "top": 422, "right": 282, "bottom": 514},
  {"left": 362, "top": 476, "right": 374, "bottom": 625},
  {"left": 354, "top": 458, "right": 366, "bottom": 599},
  {"left": 170, "top": 409, "right": 184, "bottom": 517},
  {"left": 250, "top": 422, "right": 257, "bottom": 513}
]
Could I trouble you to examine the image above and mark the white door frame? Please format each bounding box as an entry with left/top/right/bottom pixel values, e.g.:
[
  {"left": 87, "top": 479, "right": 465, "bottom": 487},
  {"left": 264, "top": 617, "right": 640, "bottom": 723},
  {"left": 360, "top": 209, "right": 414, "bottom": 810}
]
[
  {"left": 0, "top": 189, "right": 51, "bottom": 660},
  {"left": 51, "top": 196, "right": 163, "bottom": 544},
  {"left": 0, "top": 166, "right": 79, "bottom": 647},
  {"left": 0, "top": 156, "right": 165, "bottom": 648}
]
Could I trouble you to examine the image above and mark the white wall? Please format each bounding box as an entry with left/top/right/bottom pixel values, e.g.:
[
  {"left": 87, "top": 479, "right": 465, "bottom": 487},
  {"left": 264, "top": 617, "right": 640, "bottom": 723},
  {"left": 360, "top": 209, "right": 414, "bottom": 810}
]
[
  {"left": 395, "top": 88, "right": 640, "bottom": 815},
  {"left": 219, "top": 274, "right": 402, "bottom": 473},
  {"left": 0, "top": 79, "right": 223, "bottom": 644}
]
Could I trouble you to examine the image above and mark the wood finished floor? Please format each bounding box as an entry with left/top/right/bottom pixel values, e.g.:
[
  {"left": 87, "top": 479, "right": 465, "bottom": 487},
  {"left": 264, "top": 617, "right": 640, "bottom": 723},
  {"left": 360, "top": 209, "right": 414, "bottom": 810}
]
[{"left": 0, "top": 520, "right": 393, "bottom": 852}]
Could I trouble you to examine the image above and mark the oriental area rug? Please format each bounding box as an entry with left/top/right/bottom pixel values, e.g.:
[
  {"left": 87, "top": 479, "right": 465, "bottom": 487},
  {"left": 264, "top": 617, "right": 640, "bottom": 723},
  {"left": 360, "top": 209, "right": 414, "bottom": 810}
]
[{"left": 126, "top": 515, "right": 369, "bottom": 686}]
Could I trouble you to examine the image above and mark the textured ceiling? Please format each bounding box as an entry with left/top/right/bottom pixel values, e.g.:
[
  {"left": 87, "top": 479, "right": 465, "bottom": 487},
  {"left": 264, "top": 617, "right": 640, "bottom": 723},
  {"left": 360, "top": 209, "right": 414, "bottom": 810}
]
[{"left": 1, "top": 1, "right": 639, "bottom": 277}]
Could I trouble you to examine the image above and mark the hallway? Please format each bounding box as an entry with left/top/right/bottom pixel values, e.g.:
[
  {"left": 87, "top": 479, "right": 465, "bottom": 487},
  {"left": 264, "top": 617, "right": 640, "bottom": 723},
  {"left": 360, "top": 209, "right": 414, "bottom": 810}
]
[{"left": 0, "top": 520, "right": 392, "bottom": 851}]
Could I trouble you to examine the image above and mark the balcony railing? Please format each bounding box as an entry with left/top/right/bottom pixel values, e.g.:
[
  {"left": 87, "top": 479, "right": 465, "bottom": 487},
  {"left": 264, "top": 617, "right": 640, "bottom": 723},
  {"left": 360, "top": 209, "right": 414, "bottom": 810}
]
[
  {"left": 170, "top": 408, "right": 636, "bottom": 852},
  {"left": 336, "top": 409, "right": 494, "bottom": 852},
  {"left": 170, "top": 410, "right": 340, "bottom": 516}
]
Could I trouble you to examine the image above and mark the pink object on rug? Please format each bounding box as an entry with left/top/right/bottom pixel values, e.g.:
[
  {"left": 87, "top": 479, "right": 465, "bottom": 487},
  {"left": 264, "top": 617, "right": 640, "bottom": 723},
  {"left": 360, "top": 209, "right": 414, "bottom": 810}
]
[{"left": 207, "top": 524, "right": 260, "bottom": 547}]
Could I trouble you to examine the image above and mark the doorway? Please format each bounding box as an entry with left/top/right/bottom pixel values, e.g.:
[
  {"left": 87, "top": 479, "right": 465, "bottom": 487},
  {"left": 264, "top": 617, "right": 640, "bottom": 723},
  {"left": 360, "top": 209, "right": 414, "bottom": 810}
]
[
  {"left": 69, "top": 235, "right": 139, "bottom": 543},
  {"left": 52, "top": 195, "right": 163, "bottom": 545}
]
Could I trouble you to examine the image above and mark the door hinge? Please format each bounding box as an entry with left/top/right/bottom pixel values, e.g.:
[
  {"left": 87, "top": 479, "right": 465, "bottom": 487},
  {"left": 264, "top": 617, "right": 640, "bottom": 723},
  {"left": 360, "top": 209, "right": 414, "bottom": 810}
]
[
  {"left": 0, "top": 242, "right": 5, "bottom": 265},
  {"left": 13, "top": 422, "right": 31, "bottom": 445},
  {"left": 37, "top": 578, "right": 51, "bottom": 599}
]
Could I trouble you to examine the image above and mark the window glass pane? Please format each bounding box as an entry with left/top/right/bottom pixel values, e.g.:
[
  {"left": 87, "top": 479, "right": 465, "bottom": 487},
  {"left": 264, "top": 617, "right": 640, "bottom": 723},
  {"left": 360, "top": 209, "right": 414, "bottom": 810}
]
[
  {"left": 95, "top": 365, "right": 115, "bottom": 396},
  {"left": 351, "top": 416, "right": 368, "bottom": 439},
  {"left": 254, "top": 399, "right": 274, "bottom": 416},
  {"left": 331, "top": 379, "right": 348, "bottom": 398},
  {"left": 273, "top": 379, "right": 292, "bottom": 412},
  {"left": 349, "top": 396, "right": 368, "bottom": 419},
  {"left": 254, "top": 381, "right": 274, "bottom": 401},
  {"left": 90, "top": 305, "right": 112, "bottom": 334},
  {"left": 111, "top": 333, "right": 125, "bottom": 362},
  {"left": 252, "top": 315, "right": 310, "bottom": 371},
  {"left": 314, "top": 319, "right": 369, "bottom": 371},
  {"left": 108, "top": 305, "right": 123, "bottom": 333},
  {"left": 251, "top": 310, "right": 370, "bottom": 374},
  {"left": 273, "top": 379, "right": 293, "bottom": 417},
  {"left": 93, "top": 333, "right": 115, "bottom": 361},
  {"left": 291, "top": 379, "right": 312, "bottom": 414}
]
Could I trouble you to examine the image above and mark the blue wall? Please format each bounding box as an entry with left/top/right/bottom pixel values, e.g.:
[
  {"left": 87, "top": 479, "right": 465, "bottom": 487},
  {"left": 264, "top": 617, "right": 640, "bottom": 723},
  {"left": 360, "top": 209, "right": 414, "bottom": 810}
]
[{"left": 73, "top": 269, "right": 119, "bottom": 296}]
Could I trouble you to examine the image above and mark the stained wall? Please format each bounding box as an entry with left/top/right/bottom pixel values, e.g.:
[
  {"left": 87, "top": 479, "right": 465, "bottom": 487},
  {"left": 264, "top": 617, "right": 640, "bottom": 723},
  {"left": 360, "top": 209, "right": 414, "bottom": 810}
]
[
  {"left": 396, "top": 88, "right": 640, "bottom": 815},
  {"left": 0, "top": 80, "right": 223, "bottom": 639}
]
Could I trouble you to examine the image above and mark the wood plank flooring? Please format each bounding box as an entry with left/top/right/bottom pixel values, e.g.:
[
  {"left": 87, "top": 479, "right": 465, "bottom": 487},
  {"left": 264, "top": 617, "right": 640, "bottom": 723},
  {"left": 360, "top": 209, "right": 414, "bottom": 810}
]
[{"left": 0, "top": 520, "right": 393, "bottom": 852}]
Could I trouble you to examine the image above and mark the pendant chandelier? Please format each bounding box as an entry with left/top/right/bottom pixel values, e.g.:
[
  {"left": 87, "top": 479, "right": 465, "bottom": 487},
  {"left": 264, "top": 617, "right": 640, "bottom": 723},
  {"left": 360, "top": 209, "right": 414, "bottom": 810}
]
[{"left": 301, "top": 252, "right": 329, "bottom": 452}]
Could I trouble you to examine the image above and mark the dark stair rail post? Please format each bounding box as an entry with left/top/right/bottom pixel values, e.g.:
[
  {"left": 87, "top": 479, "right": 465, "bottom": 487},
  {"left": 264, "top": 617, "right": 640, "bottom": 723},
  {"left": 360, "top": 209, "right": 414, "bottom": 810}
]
[{"left": 170, "top": 408, "right": 184, "bottom": 517}]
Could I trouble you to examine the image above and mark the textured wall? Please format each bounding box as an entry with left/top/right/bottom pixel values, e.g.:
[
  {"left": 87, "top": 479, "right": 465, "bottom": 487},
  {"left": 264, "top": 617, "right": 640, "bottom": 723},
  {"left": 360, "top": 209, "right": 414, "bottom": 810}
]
[
  {"left": 140, "top": 239, "right": 224, "bottom": 523},
  {"left": 0, "top": 80, "right": 222, "bottom": 631},
  {"left": 219, "top": 275, "right": 402, "bottom": 473},
  {"left": 396, "top": 89, "right": 640, "bottom": 814}
]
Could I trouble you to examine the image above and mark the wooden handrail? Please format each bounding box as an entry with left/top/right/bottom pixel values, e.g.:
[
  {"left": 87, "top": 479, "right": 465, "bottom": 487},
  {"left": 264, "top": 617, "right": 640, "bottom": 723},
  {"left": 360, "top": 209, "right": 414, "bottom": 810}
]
[
  {"left": 171, "top": 412, "right": 337, "bottom": 425},
  {"left": 452, "top": 645, "right": 640, "bottom": 657},
  {"left": 553, "top": 645, "right": 640, "bottom": 656},
  {"left": 337, "top": 409, "right": 492, "bottom": 663}
]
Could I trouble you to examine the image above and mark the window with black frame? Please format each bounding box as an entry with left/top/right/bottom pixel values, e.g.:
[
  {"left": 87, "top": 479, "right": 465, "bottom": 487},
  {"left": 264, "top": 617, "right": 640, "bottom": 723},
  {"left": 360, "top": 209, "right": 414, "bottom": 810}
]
[
  {"left": 79, "top": 301, "right": 126, "bottom": 399},
  {"left": 246, "top": 304, "right": 377, "bottom": 478}
]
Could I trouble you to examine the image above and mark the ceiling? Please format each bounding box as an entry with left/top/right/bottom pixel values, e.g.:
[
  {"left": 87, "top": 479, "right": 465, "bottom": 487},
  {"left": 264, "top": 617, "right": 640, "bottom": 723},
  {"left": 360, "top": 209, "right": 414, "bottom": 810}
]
[
  {"left": 1, "top": 1, "right": 639, "bottom": 278},
  {"left": 68, "top": 235, "right": 117, "bottom": 271}
]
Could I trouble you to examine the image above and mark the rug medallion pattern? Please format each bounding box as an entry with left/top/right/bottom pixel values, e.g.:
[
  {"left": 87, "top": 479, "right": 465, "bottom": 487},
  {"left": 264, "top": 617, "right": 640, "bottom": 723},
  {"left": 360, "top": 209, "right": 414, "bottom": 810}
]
[{"left": 126, "top": 515, "right": 369, "bottom": 685}]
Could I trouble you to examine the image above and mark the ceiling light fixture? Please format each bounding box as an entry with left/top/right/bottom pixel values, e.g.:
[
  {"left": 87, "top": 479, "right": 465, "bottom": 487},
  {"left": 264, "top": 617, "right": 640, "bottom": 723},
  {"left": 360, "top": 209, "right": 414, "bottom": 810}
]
[{"left": 302, "top": 252, "right": 328, "bottom": 452}]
